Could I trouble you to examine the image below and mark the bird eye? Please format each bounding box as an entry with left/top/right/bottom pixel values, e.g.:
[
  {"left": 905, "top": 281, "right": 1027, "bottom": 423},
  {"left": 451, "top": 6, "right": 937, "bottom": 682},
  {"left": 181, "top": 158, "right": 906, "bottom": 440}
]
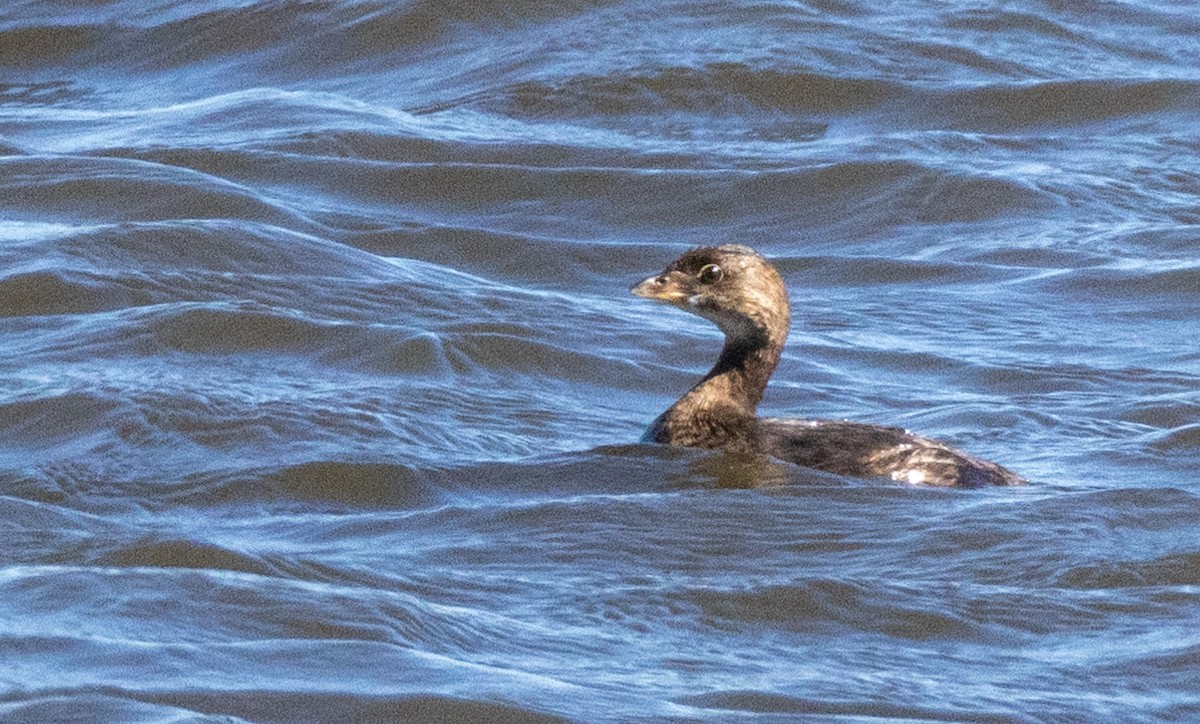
[{"left": 697, "top": 264, "right": 723, "bottom": 284}]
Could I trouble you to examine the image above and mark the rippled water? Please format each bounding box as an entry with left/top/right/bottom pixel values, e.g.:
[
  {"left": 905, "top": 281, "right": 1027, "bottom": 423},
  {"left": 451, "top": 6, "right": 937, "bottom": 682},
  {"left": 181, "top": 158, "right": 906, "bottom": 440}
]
[{"left": 2, "top": 1, "right": 1199, "bottom": 721}]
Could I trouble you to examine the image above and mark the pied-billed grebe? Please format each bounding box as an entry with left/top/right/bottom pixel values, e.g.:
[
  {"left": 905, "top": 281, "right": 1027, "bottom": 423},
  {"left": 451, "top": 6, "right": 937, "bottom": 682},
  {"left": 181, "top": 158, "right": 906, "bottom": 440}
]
[{"left": 632, "top": 244, "right": 1024, "bottom": 487}]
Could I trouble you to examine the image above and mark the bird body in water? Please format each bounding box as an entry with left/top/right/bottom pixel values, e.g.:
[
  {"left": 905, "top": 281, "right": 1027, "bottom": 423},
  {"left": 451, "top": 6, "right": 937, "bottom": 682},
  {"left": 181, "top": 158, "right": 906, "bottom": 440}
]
[{"left": 631, "top": 244, "right": 1025, "bottom": 487}]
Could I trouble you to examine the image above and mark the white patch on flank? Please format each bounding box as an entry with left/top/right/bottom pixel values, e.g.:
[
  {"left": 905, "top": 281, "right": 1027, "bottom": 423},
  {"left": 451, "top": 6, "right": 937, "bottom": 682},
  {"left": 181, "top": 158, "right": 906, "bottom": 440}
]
[{"left": 893, "top": 469, "right": 926, "bottom": 485}]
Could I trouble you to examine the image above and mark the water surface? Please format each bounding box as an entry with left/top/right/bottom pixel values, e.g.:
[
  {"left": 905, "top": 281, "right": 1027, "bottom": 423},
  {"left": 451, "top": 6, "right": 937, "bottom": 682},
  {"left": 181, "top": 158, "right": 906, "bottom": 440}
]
[{"left": 2, "top": 1, "right": 1199, "bottom": 721}]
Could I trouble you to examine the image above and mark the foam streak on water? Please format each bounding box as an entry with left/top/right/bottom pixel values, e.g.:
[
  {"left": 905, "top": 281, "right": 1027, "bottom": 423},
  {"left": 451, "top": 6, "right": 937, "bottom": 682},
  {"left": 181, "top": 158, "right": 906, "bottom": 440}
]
[{"left": 2, "top": 1, "right": 1199, "bottom": 721}]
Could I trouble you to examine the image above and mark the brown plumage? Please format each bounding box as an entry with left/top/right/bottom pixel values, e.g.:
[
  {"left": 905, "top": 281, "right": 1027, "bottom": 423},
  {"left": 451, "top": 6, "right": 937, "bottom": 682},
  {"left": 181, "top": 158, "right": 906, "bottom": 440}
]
[{"left": 631, "top": 244, "right": 1024, "bottom": 487}]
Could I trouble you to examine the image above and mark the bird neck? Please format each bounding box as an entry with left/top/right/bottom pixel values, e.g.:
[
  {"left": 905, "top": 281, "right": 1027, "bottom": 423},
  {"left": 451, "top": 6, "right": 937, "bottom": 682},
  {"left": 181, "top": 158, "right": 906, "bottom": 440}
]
[
  {"left": 645, "top": 330, "right": 782, "bottom": 451},
  {"left": 688, "top": 330, "right": 783, "bottom": 414}
]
